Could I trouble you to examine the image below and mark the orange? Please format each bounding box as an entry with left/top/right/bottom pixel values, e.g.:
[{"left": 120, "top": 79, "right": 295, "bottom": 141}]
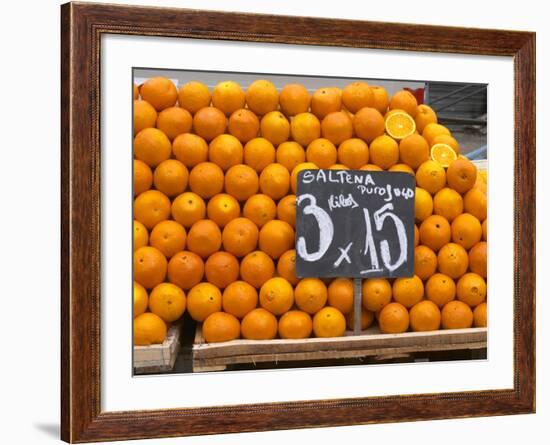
[
  {"left": 156, "top": 106, "right": 192, "bottom": 140},
  {"left": 134, "top": 128, "right": 172, "bottom": 168},
  {"left": 414, "top": 104, "right": 437, "bottom": 133},
  {"left": 342, "top": 81, "right": 373, "bottom": 113},
  {"left": 321, "top": 111, "right": 354, "bottom": 145},
  {"left": 277, "top": 195, "right": 297, "bottom": 228},
  {"left": 370, "top": 86, "right": 390, "bottom": 114},
  {"left": 134, "top": 84, "right": 139, "bottom": 100},
  {"left": 225, "top": 164, "right": 259, "bottom": 201},
  {"left": 279, "top": 310, "right": 313, "bottom": 339},
  {"left": 456, "top": 273, "right": 486, "bottom": 307},
  {"left": 259, "top": 163, "right": 290, "bottom": 200},
  {"left": 414, "top": 245, "right": 437, "bottom": 280},
  {"left": 353, "top": 107, "right": 385, "bottom": 143},
  {"left": 369, "top": 135, "right": 399, "bottom": 169},
  {"left": 409, "top": 300, "right": 441, "bottom": 332},
  {"left": 172, "top": 133, "right": 208, "bottom": 168},
  {"left": 188, "top": 162, "right": 225, "bottom": 198},
  {"left": 345, "top": 308, "right": 374, "bottom": 331},
  {"left": 327, "top": 278, "right": 354, "bottom": 315},
  {"left": 228, "top": 108, "right": 260, "bottom": 143},
  {"left": 294, "top": 278, "right": 328, "bottom": 314},
  {"left": 473, "top": 302, "right": 487, "bottom": 327},
  {"left": 204, "top": 251, "right": 239, "bottom": 289},
  {"left": 167, "top": 251, "right": 204, "bottom": 290},
  {"left": 311, "top": 87, "right": 342, "bottom": 119},
  {"left": 171, "top": 192, "right": 206, "bottom": 228},
  {"left": 415, "top": 187, "right": 434, "bottom": 223},
  {"left": 133, "top": 220, "right": 149, "bottom": 251},
  {"left": 177, "top": 81, "right": 211, "bottom": 114},
  {"left": 482, "top": 219, "right": 487, "bottom": 241},
  {"left": 206, "top": 193, "right": 240, "bottom": 228},
  {"left": 463, "top": 188, "right": 487, "bottom": 222},
  {"left": 389, "top": 90, "right": 418, "bottom": 117},
  {"left": 419, "top": 215, "right": 451, "bottom": 252},
  {"left": 399, "top": 134, "right": 430, "bottom": 169},
  {"left": 245, "top": 79, "right": 279, "bottom": 116},
  {"left": 433, "top": 188, "right": 463, "bottom": 222},
  {"left": 360, "top": 164, "right": 383, "bottom": 171},
  {"left": 291, "top": 112, "right": 321, "bottom": 147},
  {"left": 243, "top": 138, "right": 276, "bottom": 173},
  {"left": 186, "top": 282, "right": 222, "bottom": 322},
  {"left": 259, "top": 277, "right": 294, "bottom": 315},
  {"left": 133, "top": 281, "right": 148, "bottom": 318},
  {"left": 472, "top": 176, "right": 487, "bottom": 194},
  {"left": 437, "top": 242, "right": 469, "bottom": 279},
  {"left": 192, "top": 107, "right": 227, "bottom": 142},
  {"left": 389, "top": 163, "right": 415, "bottom": 174},
  {"left": 441, "top": 300, "right": 473, "bottom": 329},
  {"left": 149, "top": 282, "right": 186, "bottom": 322},
  {"left": 415, "top": 160, "right": 446, "bottom": 194},
  {"left": 240, "top": 250, "right": 275, "bottom": 288},
  {"left": 361, "top": 278, "right": 392, "bottom": 312},
  {"left": 211, "top": 81, "right": 245, "bottom": 116},
  {"left": 291, "top": 162, "right": 318, "bottom": 193},
  {"left": 186, "top": 219, "right": 222, "bottom": 258},
  {"left": 208, "top": 134, "right": 243, "bottom": 171},
  {"left": 329, "top": 163, "right": 349, "bottom": 170},
  {"left": 153, "top": 159, "right": 189, "bottom": 197},
  {"left": 469, "top": 241, "right": 487, "bottom": 278},
  {"left": 222, "top": 280, "right": 258, "bottom": 319},
  {"left": 134, "top": 312, "right": 167, "bottom": 346},
  {"left": 134, "top": 246, "right": 167, "bottom": 289},
  {"left": 134, "top": 159, "right": 153, "bottom": 196},
  {"left": 277, "top": 141, "right": 306, "bottom": 172},
  {"left": 243, "top": 194, "right": 277, "bottom": 227},
  {"left": 279, "top": 83, "right": 310, "bottom": 116},
  {"left": 261, "top": 111, "right": 290, "bottom": 146},
  {"left": 149, "top": 220, "right": 186, "bottom": 258},
  {"left": 306, "top": 138, "right": 337, "bottom": 169},
  {"left": 432, "top": 134, "right": 460, "bottom": 154},
  {"left": 378, "top": 302, "right": 409, "bottom": 334},
  {"left": 259, "top": 220, "right": 295, "bottom": 259},
  {"left": 385, "top": 111, "right": 416, "bottom": 140},
  {"left": 425, "top": 273, "right": 456, "bottom": 308},
  {"left": 422, "top": 123, "right": 451, "bottom": 146},
  {"left": 134, "top": 100, "right": 157, "bottom": 135},
  {"left": 134, "top": 190, "right": 171, "bottom": 229},
  {"left": 312, "top": 307, "right": 346, "bottom": 337},
  {"left": 451, "top": 213, "right": 482, "bottom": 249},
  {"left": 392, "top": 275, "right": 424, "bottom": 308},
  {"left": 203, "top": 312, "right": 240, "bottom": 343},
  {"left": 140, "top": 77, "right": 177, "bottom": 111},
  {"left": 241, "top": 308, "right": 278, "bottom": 340},
  {"left": 222, "top": 217, "right": 259, "bottom": 257},
  {"left": 338, "top": 138, "right": 369, "bottom": 169},
  {"left": 430, "top": 143, "right": 457, "bottom": 167},
  {"left": 277, "top": 249, "right": 299, "bottom": 285},
  {"left": 414, "top": 224, "right": 420, "bottom": 247}
]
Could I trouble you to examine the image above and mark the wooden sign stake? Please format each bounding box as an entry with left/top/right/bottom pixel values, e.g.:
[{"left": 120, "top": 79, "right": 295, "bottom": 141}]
[{"left": 353, "top": 278, "right": 362, "bottom": 335}]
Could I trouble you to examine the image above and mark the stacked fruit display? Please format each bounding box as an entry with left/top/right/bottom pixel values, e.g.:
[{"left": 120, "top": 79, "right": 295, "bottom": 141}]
[{"left": 133, "top": 76, "right": 487, "bottom": 346}]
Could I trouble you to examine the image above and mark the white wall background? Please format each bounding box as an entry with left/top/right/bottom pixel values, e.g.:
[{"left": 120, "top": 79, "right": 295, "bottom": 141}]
[{"left": 0, "top": 0, "right": 546, "bottom": 444}]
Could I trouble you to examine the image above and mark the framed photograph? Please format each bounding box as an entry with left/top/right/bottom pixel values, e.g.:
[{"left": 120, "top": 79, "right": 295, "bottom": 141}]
[{"left": 61, "top": 2, "right": 535, "bottom": 442}]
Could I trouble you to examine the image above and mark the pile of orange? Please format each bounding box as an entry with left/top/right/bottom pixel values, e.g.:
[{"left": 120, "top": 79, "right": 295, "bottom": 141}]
[{"left": 133, "top": 76, "right": 487, "bottom": 346}]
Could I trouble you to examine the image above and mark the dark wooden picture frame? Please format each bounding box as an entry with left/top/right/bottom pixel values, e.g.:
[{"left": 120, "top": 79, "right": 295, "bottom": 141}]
[{"left": 61, "top": 2, "right": 535, "bottom": 442}]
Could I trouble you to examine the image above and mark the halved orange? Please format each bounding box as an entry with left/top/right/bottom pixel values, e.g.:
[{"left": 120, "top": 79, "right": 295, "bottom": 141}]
[
  {"left": 431, "top": 143, "right": 458, "bottom": 167},
  {"left": 385, "top": 110, "right": 416, "bottom": 140}
]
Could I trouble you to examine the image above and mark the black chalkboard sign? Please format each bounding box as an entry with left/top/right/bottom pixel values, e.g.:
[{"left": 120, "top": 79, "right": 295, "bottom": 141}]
[{"left": 295, "top": 169, "right": 416, "bottom": 279}]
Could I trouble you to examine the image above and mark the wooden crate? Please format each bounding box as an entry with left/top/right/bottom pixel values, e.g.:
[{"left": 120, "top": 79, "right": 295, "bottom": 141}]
[
  {"left": 192, "top": 325, "right": 487, "bottom": 372},
  {"left": 134, "top": 323, "right": 181, "bottom": 374}
]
